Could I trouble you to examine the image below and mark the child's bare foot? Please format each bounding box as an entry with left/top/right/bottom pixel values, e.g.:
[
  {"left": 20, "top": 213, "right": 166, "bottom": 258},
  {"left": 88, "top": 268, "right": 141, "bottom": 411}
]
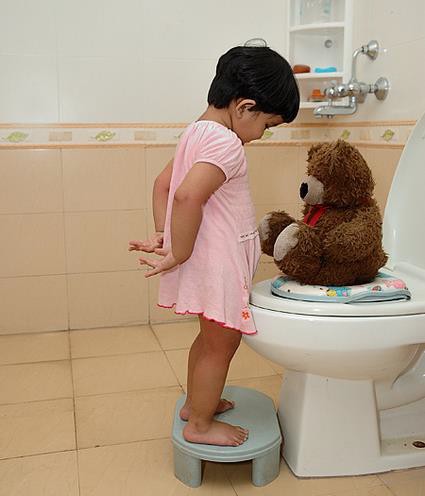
[
  {"left": 179, "top": 398, "right": 234, "bottom": 421},
  {"left": 183, "top": 419, "right": 249, "bottom": 446}
]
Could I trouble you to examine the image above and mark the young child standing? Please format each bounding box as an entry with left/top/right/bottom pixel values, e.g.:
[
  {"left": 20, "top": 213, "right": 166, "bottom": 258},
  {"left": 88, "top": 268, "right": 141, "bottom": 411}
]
[{"left": 129, "top": 45, "right": 299, "bottom": 447}]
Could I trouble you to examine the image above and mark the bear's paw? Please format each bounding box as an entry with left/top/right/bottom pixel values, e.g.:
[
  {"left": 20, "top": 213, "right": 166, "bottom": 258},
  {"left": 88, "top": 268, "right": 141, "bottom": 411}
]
[{"left": 273, "top": 223, "right": 299, "bottom": 261}]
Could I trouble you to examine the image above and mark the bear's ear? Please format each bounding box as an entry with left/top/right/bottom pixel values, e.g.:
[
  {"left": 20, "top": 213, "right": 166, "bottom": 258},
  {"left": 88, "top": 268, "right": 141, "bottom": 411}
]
[
  {"left": 331, "top": 139, "right": 353, "bottom": 157},
  {"left": 328, "top": 139, "right": 354, "bottom": 172},
  {"left": 307, "top": 143, "right": 325, "bottom": 162}
]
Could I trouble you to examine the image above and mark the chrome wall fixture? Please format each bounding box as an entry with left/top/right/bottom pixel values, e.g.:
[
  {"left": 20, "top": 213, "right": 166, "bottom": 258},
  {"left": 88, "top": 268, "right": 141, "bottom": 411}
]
[{"left": 314, "top": 40, "right": 390, "bottom": 118}]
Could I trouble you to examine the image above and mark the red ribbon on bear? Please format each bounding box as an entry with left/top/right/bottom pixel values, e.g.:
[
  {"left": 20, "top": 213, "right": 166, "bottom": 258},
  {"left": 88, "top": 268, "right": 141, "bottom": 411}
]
[{"left": 303, "top": 205, "right": 328, "bottom": 226}]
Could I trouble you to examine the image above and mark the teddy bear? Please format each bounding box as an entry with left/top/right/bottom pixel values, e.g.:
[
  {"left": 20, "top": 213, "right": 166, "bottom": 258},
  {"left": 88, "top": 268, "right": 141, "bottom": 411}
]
[{"left": 258, "top": 140, "right": 388, "bottom": 287}]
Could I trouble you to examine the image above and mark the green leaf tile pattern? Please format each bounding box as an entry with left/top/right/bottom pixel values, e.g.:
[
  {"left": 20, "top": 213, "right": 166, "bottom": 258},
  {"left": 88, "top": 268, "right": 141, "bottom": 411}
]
[
  {"left": 3, "top": 131, "right": 29, "bottom": 143},
  {"left": 93, "top": 130, "right": 116, "bottom": 142},
  {"left": 381, "top": 129, "right": 395, "bottom": 141}
]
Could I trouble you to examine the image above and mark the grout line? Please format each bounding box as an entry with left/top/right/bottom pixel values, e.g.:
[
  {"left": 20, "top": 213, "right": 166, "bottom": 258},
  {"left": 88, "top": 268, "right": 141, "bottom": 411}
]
[
  {"left": 0, "top": 384, "right": 184, "bottom": 408},
  {"left": 0, "top": 448, "right": 78, "bottom": 463},
  {"left": 71, "top": 347, "right": 165, "bottom": 361},
  {"left": 0, "top": 435, "right": 172, "bottom": 463},
  {"left": 0, "top": 394, "right": 74, "bottom": 408},
  {"left": 73, "top": 384, "right": 183, "bottom": 401},
  {"left": 76, "top": 435, "right": 172, "bottom": 452},
  {"left": 67, "top": 329, "right": 82, "bottom": 496}
]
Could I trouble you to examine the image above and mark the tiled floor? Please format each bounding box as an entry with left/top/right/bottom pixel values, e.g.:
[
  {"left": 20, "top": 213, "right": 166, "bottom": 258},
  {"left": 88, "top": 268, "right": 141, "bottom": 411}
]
[{"left": 0, "top": 322, "right": 423, "bottom": 495}]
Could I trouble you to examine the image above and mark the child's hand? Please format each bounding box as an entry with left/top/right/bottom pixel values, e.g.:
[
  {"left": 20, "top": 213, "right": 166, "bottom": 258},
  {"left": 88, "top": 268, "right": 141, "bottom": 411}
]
[
  {"left": 139, "top": 247, "right": 178, "bottom": 277},
  {"left": 128, "top": 232, "right": 163, "bottom": 253}
]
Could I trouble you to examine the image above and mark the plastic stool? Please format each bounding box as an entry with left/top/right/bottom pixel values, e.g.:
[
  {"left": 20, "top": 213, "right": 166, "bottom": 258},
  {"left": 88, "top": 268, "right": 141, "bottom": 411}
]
[{"left": 172, "top": 386, "right": 282, "bottom": 487}]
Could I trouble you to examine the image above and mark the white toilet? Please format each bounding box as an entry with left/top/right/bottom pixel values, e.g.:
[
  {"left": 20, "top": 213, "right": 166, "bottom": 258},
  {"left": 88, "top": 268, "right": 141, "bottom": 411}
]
[{"left": 246, "top": 111, "right": 425, "bottom": 477}]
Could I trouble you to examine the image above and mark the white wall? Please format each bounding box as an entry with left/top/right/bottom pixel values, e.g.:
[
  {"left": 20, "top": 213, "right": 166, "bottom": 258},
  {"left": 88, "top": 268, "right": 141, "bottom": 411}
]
[
  {"left": 0, "top": 0, "right": 286, "bottom": 123},
  {"left": 339, "top": 0, "right": 425, "bottom": 121},
  {"left": 2, "top": 0, "right": 424, "bottom": 124}
]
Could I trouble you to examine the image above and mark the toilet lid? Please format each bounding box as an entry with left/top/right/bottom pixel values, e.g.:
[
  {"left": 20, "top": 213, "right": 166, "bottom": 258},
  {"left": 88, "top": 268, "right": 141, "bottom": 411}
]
[{"left": 250, "top": 263, "right": 425, "bottom": 317}]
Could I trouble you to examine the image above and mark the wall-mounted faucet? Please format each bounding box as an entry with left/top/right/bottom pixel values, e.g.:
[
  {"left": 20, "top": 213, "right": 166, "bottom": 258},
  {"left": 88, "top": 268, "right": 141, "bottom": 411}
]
[{"left": 313, "top": 40, "right": 390, "bottom": 118}]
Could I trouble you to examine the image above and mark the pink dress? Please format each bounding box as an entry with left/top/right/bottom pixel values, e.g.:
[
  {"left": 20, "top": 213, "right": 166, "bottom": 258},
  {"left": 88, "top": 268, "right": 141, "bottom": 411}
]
[{"left": 158, "top": 120, "right": 261, "bottom": 334}]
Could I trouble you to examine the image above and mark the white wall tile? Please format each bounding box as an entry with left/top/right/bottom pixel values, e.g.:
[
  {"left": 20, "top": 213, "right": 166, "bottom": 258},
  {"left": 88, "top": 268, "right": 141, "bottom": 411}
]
[
  {"left": 142, "top": 0, "right": 286, "bottom": 61},
  {"left": 142, "top": 57, "right": 215, "bottom": 122},
  {"left": 1, "top": 1, "right": 423, "bottom": 123},
  {"left": 0, "top": 0, "right": 56, "bottom": 56},
  {"left": 347, "top": 0, "right": 425, "bottom": 121},
  {"left": 58, "top": 56, "right": 146, "bottom": 122},
  {"left": 365, "top": 0, "right": 425, "bottom": 48},
  {"left": 54, "top": 0, "right": 144, "bottom": 57},
  {"left": 0, "top": 55, "right": 58, "bottom": 122},
  {"left": 353, "top": 37, "right": 425, "bottom": 121}
]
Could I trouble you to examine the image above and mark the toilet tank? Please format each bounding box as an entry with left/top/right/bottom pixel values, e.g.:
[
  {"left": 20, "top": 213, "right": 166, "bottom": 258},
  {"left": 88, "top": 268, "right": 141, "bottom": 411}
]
[{"left": 383, "top": 111, "right": 425, "bottom": 269}]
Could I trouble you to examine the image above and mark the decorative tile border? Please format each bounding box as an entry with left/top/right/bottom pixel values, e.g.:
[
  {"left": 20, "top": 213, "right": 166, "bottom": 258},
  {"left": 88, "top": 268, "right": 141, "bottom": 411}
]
[{"left": 0, "top": 121, "right": 415, "bottom": 149}]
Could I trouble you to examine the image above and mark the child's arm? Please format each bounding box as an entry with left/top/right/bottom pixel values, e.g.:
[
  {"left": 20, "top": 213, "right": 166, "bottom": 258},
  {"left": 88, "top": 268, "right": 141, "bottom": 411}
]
[
  {"left": 153, "top": 159, "right": 173, "bottom": 232},
  {"left": 128, "top": 159, "right": 173, "bottom": 253},
  {"left": 139, "top": 162, "right": 226, "bottom": 276}
]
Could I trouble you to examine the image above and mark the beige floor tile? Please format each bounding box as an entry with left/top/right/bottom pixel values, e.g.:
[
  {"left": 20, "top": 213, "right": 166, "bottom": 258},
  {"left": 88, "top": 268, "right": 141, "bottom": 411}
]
[
  {"left": 0, "top": 399, "right": 75, "bottom": 459},
  {"left": 164, "top": 349, "right": 189, "bottom": 385},
  {"left": 70, "top": 325, "right": 160, "bottom": 358},
  {"left": 166, "top": 342, "right": 276, "bottom": 386},
  {"left": 266, "top": 359, "right": 285, "bottom": 375},
  {"left": 330, "top": 486, "right": 396, "bottom": 496},
  {"left": 378, "top": 465, "right": 425, "bottom": 486},
  {"left": 385, "top": 479, "right": 425, "bottom": 496},
  {"left": 225, "top": 342, "right": 277, "bottom": 380},
  {"left": 75, "top": 387, "right": 182, "bottom": 448},
  {"left": 224, "top": 459, "right": 386, "bottom": 496},
  {"left": 0, "top": 450, "right": 79, "bottom": 496},
  {"left": 72, "top": 351, "right": 178, "bottom": 397},
  {"left": 226, "top": 375, "right": 283, "bottom": 409},
  {"left": 0, "top": 361, "right": 73, "bottom": 404},
  {"left": 0, "top": 331, "right": 69, "bottom": 365},
  {"left": 151, "top": 321, "right": 199, "bottom": 350},
  {"left": 78, "top": 438, "right": 236, "bottom": 496}
]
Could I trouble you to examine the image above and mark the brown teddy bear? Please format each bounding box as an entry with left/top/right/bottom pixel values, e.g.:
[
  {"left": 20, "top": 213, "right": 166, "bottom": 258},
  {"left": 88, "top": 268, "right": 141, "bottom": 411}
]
[{"left": 258, "top": 140, "right": 388, "bottom": 286}]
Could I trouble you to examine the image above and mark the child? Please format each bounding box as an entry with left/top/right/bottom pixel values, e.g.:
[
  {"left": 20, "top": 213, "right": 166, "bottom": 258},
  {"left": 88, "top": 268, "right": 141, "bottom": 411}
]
[{"left": 129, "top": 45, "right": 299, "bottom": 447}]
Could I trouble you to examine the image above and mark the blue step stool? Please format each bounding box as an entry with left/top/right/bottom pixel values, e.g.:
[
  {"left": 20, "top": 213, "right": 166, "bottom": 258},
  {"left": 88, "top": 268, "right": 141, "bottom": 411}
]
[{"left": 172, "top": 386, "right": 282, "bottom": 487}]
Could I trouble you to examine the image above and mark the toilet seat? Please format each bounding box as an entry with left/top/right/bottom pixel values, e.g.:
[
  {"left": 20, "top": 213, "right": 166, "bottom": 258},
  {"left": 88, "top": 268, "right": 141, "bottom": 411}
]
[{"left": 250, "top": 262, "right": 425, "bottom": 317}]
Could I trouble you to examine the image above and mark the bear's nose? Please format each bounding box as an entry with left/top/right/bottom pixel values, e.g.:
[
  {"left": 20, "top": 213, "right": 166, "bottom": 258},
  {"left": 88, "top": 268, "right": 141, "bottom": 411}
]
[{"left": 300, "top": 182, "right": 308, "bottom": 199}]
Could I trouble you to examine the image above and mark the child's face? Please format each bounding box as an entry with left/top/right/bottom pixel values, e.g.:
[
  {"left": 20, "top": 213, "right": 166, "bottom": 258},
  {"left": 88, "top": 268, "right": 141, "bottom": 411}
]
[{"left": 232, "top": 101, "right": 284, "bottom": 143}]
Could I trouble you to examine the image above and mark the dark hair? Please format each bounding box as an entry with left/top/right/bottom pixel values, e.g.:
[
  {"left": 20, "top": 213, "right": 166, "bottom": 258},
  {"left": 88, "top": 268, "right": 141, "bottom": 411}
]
[{"left": 207, "top": 46, "right": 300, "bottom": 123}]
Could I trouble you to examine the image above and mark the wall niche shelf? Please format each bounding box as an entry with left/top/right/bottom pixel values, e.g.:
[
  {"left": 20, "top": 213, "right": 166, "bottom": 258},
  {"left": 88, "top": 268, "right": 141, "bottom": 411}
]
[
  {"left": 289, "top": 21, "right": 345, "bottom": 33},
  {"left": 287, "top": 0, "right": 353, "bottom": 111}
]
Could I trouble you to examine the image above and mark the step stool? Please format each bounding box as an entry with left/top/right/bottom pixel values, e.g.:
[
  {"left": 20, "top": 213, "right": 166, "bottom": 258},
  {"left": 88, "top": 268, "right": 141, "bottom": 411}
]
[{"left": 172, "top": 385, "right": 282, "bottom": 487}]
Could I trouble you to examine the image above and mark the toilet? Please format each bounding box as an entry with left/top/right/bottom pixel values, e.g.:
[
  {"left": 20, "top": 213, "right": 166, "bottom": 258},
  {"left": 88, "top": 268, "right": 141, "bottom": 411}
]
[{"left": 245, "top": 111, "right": 425, "bottom": 477}]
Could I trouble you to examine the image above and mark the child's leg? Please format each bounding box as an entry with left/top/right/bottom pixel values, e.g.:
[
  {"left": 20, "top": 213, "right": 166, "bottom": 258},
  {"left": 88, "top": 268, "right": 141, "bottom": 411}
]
[
  {"left": 180, "top": 328, "right": 234, "bottom": 420},
  {"left": 183, "top": 316, "right": 249, "bottom": 446}
]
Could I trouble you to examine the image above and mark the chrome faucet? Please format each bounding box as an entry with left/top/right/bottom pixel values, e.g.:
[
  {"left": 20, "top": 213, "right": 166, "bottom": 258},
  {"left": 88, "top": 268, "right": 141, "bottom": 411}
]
[{"left": 313, "top": 40, "right": 390, "bottom": 118}]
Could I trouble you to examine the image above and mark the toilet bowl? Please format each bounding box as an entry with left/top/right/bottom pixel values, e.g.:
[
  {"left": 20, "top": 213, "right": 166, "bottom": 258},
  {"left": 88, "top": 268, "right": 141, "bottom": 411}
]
[{"left": 245, "top": 112, "right": 425, "bottom": 477}]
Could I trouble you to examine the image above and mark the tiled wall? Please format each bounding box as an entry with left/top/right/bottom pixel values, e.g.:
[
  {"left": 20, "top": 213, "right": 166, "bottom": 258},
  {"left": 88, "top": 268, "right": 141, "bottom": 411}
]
[
  {"left": 0, "top": 138, "right": 403, "bottom": 335},
  {"left": 1, "top": 0, "right": 424, "bottom": 124},
  {"left": 0, "top": 0, "right": 287, "bottom": 123}
]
